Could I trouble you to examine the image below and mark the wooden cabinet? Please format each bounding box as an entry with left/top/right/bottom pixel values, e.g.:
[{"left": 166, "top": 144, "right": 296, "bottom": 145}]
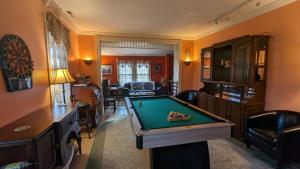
[
  {"left": 36, "top": 129, "right": 57, "bottom": 169},
  {"left": 54, "top": 109, "right": 81, "bottom": 165},
  {"left": 200, "top": 35, "right": 269, "bottom": 85},
  {"left": 198, "top": 92, "right": 216, "bottom": 115},
  {"left": 0, "top": 106, "right": 81, "bottom": 169},
  {"left": 199, "top": 35, "right": 269, "bottom": 140},
  {"left": 0, "top": 127, "right": 58, "bottom": 169},
  {"left": 229, "top": 103, "right": 243, "bottom": 139},
  {"left": 207, "top": 94, "right": 216, "bottom": 114},
  {"left": 216, "top": 99, "right": 229, "bottom": 119},
  {"left": 198, "top": 94, "right": 264, "bottom": 140},
  {"left": 198, "top": 92, "right": 208, "bottom": 110}
]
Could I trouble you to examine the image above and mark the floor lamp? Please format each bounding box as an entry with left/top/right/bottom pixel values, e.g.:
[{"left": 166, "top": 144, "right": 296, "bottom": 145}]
[{"left": 51, "top": 68, "right": 75, "bottom": 106}]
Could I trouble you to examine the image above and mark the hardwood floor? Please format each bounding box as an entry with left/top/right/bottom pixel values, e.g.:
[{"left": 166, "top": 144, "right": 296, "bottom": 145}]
[{"left": 71, "top": 129, "right": 96, "bottom": 169}]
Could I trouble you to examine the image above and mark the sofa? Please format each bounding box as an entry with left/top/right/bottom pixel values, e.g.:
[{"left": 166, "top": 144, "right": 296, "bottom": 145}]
[{"left": 124, "top": 81, "right": 168, "bottom": 95}]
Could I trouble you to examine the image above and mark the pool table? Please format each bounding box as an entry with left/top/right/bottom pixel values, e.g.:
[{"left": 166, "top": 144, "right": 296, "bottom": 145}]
[{"left": 125, "top": 96, "right": 234, "bottom": 169}]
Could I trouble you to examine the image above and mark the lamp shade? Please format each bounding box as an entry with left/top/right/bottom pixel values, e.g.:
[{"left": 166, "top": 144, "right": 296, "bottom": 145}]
[
  {"left": 185, "top": 49, "right": 192, "bottom": 65},
  {"left": 51, "top": 68, "right": 75, "bottom": 84}
]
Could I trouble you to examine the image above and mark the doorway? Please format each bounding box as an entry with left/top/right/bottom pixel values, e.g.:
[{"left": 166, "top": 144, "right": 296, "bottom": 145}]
[{"left": 96, "top": 36, "right": 181, "bottom": 90}]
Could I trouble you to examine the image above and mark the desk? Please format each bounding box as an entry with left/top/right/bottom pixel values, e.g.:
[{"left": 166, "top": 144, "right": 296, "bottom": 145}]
[{"left": 125, "top": 96, "right": 234, "bottom": 169}]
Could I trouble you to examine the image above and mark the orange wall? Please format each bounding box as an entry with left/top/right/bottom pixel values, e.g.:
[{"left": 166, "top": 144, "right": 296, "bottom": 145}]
[
  {"left": 0, "top": 0, "right": 80, "bottom": 127},
  {"left": 78, "top": 35, "right": 98, "bottom": 84},
  {"left": 181, "top": 40, "right": 194, "bottom": 90},
  {"left": 191, "top": 1, "right": 300, "bottom": 111},
  {"left": 68, "top": 31, "right": 80, "bottom": 77},
  {"left": 102, "top": 55, "right": 170, "bottom": 83},
  {"left": 0, "top": 0, "right": 51, "bottom": 127}
]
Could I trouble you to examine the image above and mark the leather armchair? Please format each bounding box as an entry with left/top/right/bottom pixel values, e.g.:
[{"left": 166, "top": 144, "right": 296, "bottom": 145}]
[
  {"left": 175, "top": 90, "right": 198, "bottom": 106},
  {"left": 246, "top": 110, "right": 300, "bottom": 169}
]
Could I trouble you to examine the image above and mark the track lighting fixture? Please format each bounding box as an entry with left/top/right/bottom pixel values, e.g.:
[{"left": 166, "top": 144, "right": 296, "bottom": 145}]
[{"left": 212, "top": 0, "right": 262, "bottom": 26}]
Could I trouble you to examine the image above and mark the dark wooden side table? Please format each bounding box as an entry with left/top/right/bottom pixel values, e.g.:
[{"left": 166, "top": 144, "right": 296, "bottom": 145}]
[{"left": 77, "top": 102, "right": 92, "bottom": 139}]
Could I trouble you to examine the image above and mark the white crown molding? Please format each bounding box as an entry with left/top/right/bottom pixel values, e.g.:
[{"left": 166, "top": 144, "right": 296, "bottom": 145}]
[
  {"left": 98, "top": 35, "right": 181, "bottom": 44},
  {"left": 79, "top": 31, "right": 185, "bottom": 41},
  {"left": 192, "top": 0, "right": 298, "bottom": 40},
  {"left": 42, "top": 0, "right": 80, "bottom": 34}
]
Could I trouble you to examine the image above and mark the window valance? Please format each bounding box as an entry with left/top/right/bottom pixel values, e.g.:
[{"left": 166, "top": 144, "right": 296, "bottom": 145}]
[{"left": 46, "top": 12, "right": 70, "bottom": 51}]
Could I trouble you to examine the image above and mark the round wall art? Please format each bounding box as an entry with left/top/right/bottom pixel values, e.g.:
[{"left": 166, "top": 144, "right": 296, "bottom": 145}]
[{"left": 0, "top": 34, "right": 34, "bottom": 92}]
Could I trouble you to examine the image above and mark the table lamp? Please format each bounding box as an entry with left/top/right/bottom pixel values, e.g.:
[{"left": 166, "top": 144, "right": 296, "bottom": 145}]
[{"left": 51, "top": 68, "right": 75, "bottom": 106}]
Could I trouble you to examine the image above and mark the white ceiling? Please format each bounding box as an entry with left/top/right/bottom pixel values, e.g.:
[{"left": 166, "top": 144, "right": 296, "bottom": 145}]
[
  {"left": 54, "top": 0, "right": 296, "bottom": 39},
  {"left": 101, "top": 48, "right": 173, "bottom": 56}
]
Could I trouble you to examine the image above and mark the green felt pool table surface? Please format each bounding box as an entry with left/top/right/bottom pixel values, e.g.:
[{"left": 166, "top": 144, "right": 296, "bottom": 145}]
[{"left": 130, "top": 97, "right": 218, "bottom": 131}]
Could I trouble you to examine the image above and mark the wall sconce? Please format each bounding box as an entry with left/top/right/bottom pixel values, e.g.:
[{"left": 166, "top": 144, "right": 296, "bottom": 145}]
[
  {"left": 184, "top": 49, "right": 192, "bottom": 65},
  {"left": 84, "top": 58, "right": 93, "bottom": 65}
]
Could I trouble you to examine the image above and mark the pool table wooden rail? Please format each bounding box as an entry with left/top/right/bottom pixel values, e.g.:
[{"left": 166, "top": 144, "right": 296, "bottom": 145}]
[{"left": 125, "top": 96, "right": 234, "bottom": 149}]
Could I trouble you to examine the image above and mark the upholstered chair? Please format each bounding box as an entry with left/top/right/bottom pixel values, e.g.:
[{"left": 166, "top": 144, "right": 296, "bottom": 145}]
[
  {"left": 246, "top": 110, "right": 300, "bottom": 169},
  {"left": 175, "top": 90, "right": 198, "bottom": 106}
]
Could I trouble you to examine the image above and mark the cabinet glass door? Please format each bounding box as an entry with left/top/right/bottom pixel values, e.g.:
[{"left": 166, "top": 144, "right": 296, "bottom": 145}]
[
  {"left": 202, "top": 50, "right": 212, "bottom": 80},
  {"left": 232, "top": 43, "right": 251, "bottom": 83},
  {"left": 212, "top": 46, "right": 232, "bottom": 82},
  {"left": 256, "top": 50, "right": 266, "bottom": 66},
  {"left": 255, "top": 49, "right": 266, "bottom": 81}
]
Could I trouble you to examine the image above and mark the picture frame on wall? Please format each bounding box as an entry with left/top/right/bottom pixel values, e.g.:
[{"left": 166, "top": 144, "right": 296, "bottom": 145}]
[
  {"left": 154, "top": 64, "right": 161, "bottom": 73},
  {"left": 102, "top": 64, "right": 113, "bottom": 75}
]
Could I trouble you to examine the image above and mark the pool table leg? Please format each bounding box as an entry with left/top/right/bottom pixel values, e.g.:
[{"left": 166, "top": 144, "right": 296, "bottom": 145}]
[{"left": 150, "top": 141, "right": 210, "bottom": 169}]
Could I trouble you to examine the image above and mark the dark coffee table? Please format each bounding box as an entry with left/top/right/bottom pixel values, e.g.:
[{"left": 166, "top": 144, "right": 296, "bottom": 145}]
[{"left": 129, "top": 91, "right": 156, "bottom": 97}]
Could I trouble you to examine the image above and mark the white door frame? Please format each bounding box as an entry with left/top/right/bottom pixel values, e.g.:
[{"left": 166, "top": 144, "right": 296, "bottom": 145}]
[{"left": 96, "top": 36, "right": 183, "bottom": 91}]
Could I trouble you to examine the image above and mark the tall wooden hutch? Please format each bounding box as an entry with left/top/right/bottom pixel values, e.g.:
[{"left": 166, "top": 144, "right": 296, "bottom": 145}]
[{"left": 198, "top": 35, "right": 270, "bottom": 140}]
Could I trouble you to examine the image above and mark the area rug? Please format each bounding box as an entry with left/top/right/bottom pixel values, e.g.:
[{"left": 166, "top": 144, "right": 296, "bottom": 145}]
[{"left": 87, "top": 105, "right": 300, "bottom": 169}]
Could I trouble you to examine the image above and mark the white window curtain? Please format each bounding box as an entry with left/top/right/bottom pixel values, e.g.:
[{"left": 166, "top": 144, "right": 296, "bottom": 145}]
[
  {"left": 48, "top": 32, "right": 71, "bottom": 105},
  {"left": 118, "top": 61, "right": 133, "bottom": 86},
  {"left": 49, "top": 32, "right": 68, "bottom": 69},
  {"left": 118, "top": 60, "right": 150, "bottom": 86},
  {"left": 136, "top": 61, "right": 150, "bottom": 82}
]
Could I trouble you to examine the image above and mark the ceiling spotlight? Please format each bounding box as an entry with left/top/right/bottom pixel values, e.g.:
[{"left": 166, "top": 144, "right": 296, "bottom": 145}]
[
  {"left": 224, "top": 16, "right": 230, "bottom": 21},
  {"left": 256, "top": 0, "right": 261, "bottom": 7},
  {"left": 215, "top": 19, "right": 218, "bottom": 25},
  {"left": 66, "top": 10, "right": 74, "bottom": 17}
]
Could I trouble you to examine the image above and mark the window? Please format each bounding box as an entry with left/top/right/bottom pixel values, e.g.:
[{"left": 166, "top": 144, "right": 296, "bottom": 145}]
[
  {"left": 118, "top": 63, "right": 133, "bottom": 86},
  {"left": 136, "top": 63, "right": 150, "bottom": 82},
  {"left": 118, "top": 61, "right": 150, "bottom": 85},
  {"left": 46, "top": 12, "right": 71, "bottom": 106},
  {"left": 49, "top": 33, "right": 68, "bottom": 69},
  {"left": 48, "top": 32, "right": 71, "bottom": 105}
]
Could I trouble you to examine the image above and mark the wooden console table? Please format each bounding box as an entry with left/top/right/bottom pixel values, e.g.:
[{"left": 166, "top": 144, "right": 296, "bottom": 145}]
[{"left": 0, "top": 105, "right": 81, "bottom": 169}]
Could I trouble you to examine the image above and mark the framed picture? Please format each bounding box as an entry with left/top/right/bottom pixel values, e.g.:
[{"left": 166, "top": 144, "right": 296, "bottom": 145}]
[
  {"left": 154, "top": 64, "right": 161, "bottom": 73},
  {"left": 102, "top": 64, "right": 113, "bottom": 75}
]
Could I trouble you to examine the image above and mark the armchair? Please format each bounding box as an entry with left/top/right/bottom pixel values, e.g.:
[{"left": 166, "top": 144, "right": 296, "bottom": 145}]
[
  {"left": 246, "top": 110, "right": 300, "bottom": 169},
  {"left": 175, "top": 90, "right": 198, "bottom": 106}
]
